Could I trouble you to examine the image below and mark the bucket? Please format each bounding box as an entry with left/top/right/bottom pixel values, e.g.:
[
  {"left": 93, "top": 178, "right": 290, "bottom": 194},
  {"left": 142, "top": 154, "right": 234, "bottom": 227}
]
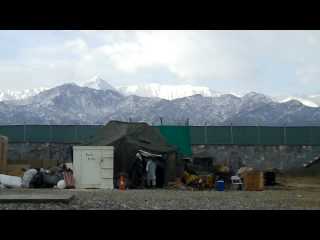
[{"left": 216, "top": 180, "right": 225, "bottom": 191}]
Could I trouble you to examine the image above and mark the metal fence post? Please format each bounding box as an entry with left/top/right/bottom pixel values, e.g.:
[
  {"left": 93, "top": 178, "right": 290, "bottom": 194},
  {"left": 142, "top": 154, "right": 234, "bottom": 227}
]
[
  {"left": 257, "top": 124, "right": 260, "bottom": 145},
  {"left": 22, "top": 123, "right": 26, "bottom": 162},
  {"left": 74, "top": 125, "right": 78, "bottom": 142},
  {"left": 309, "top": 126, "right": 312, "bottom": 145},
  {"left": 230, "top": 123, "right": 234, "bottom": 144},
  {"left": 204, "top": 123, "right": 208, "bottom": 145},
  {"left": 23, "top": 123, "right": 26, "bottom": 142}
]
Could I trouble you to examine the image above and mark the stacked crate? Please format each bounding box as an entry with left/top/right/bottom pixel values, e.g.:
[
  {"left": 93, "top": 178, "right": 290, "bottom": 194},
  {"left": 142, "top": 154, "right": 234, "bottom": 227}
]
[{"left": 243, "top": 170, "right": 264, "bottom": 191}]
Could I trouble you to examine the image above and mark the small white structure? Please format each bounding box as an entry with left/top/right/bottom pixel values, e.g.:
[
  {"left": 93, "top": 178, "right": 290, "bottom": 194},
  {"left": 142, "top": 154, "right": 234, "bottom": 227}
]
[{"left": 73, "top": 146, "right": 114, "bottom": 189}]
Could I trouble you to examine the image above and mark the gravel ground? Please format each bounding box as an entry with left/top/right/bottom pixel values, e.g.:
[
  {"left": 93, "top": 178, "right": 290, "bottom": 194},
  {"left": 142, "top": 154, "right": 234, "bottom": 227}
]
[{"left": 1, "top": 183, "right": 320, "bottom": 210}]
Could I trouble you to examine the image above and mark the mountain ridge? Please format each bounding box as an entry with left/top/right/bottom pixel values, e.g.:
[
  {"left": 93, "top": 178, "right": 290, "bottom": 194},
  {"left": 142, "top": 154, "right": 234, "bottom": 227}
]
[
  {"left": 1, "top": 77, "right": 319, "bottom": 108},
  {"left": 1, "top": 77, "right": 320, "bottom": 126}
]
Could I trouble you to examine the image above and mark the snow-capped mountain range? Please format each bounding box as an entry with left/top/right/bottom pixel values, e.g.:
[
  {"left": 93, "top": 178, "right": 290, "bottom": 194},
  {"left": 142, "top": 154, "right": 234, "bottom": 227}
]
[
  {"left": 116, "top": 83, "right": 222, "bottom": 100},
  {"left": 0, "top": 88, "right": 48, "bottom": 102},
  {"left": 1, "top": 76, "right": 320, "bottom": 125},
  {"left": 1, "top": 76, "right": 319, "bottom": 108}
]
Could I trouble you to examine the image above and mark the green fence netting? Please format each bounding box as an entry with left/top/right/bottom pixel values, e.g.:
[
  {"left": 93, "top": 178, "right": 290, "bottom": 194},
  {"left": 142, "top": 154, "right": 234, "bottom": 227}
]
[
  {"left": 1, "top": 125, "right": 320, "bottom": 146},
  {"left": 207, "top": 127, "right": 231, "bottom": 144},
  {"left": 0, "top": 125, "right": 24, "bottom": 142},
  {"left": 190, "top": 126, "right": 206, "bottom": 144},
  {"left": 260, "top": 127, "right": 284, "bottom": 145}
]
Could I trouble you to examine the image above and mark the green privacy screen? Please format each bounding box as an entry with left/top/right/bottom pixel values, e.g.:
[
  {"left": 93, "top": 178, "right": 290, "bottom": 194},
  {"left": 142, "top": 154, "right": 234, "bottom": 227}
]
[
  {"left": 1, "top": 125, "right": 320, "bottom": 146},
  {"left": 206, "top": 127, "right": 231, "bottom": 144},
  {"left": 25, "top": 125, "right": 51, "bottom": 142},
  {"left": 310, "top": 127, "right": 320, "bottom": 145},
  {"left": 259, "top": 127, "right": 284, "bottom": 145},
  {"left": 232, "top": 126, "right": 259, "bottom": 144},
  {"left": 0, "top": 125, "right": 24, "bottom": 142},
  {"left": 286, "top": 127, "right": 311, "bottom": 145},
  {"left": 190, "top": 126, "right": 320, "bottom": 145},
  {"left": 156, "top": 126, "right": 192, "bottom": 156},
  {"left": 190, "top": 126, "right": 206, "bottom": 144},
  {"left": 0, "top": 125, "right": 101, "bottom": 143}
]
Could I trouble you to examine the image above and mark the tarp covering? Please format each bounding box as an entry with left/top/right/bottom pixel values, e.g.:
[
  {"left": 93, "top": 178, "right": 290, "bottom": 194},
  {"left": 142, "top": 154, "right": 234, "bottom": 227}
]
[
  {"left": 156, "top": 126, "right": 192, "bottom": 156},
  {"left": 84, "top": 121, "right": 176, "bottom": 183}
]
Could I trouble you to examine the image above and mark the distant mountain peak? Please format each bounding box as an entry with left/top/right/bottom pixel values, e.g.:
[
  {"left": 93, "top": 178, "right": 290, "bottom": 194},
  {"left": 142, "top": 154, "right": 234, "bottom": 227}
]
[
  {"left": 116, "top": 83, "right": 221, "bottom": 100},
  {"left": 83, "top": 75, "right": 117, "bottom": 92},
  {"left": 278, "top": 96, "right": 318, "bottom": 108},
  {"left": 284, "top": 99, "right": 304, "bottom": 107}
]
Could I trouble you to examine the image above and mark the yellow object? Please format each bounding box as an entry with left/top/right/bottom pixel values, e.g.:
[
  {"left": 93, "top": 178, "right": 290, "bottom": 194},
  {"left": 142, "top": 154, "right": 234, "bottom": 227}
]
[{"left": 183, "top": 171, "right": 199, "bottom": 185}]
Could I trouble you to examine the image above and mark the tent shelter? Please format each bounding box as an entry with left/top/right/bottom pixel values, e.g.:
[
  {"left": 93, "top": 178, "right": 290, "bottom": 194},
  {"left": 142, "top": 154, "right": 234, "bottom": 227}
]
[{"left": 84, "top": 121, "right": 177, "bottom": 187}]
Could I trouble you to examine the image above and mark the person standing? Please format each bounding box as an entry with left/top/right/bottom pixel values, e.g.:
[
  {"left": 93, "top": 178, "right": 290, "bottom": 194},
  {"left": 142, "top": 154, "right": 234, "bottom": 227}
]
[
  {"left": 146, "top": 158, "right": 157, "bottom": 188},
  {"left": 130, "top": 153, "right": 144, "bottom": 188}
]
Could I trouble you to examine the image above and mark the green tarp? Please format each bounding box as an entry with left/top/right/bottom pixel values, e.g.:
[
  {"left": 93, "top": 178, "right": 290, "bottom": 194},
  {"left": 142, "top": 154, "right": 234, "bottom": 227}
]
[{"left": 156, "top": 126, "right": 192, "bottom": 156}]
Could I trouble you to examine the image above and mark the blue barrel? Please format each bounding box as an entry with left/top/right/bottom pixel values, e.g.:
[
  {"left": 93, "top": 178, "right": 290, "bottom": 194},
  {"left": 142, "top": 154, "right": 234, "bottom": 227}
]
[{"left": 216, "top": 180, "right": 225, "bottom": 191}]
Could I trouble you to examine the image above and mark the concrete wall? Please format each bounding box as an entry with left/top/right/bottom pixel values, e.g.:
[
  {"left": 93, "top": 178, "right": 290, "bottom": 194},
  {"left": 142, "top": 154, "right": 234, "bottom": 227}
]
[
  {"left": 192, "top": 145, "right": 320, "bottom": 170},
  {"left": 7, "top": 143, "right": 74, "bottom": 168},
  {"left": 7, "top": 142, "right": 320, "bottom": 171}
]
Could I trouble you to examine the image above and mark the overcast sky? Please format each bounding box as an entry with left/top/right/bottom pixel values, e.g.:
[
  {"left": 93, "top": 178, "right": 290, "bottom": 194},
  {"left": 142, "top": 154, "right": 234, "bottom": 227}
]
[{"left": 1, "top": 30, "right": 320, "bottom": 96}]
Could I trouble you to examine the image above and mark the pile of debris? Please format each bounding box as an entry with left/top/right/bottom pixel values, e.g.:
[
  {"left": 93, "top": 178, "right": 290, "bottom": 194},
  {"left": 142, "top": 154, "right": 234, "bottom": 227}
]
[
  {"left": 168, "top": 158, "right": 279, "bottom": 191},
  {"left": 0, "top": 164, "right": 75, "bottom": 190}
]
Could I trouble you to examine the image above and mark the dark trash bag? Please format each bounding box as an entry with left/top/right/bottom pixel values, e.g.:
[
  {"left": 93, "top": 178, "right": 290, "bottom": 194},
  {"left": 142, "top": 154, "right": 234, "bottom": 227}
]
[
  {"left": 43, "top": 173, "right": 64, "bottom": 187},
  {"left": 29, "top": 171, "right": 64, "bottom": 188},
  {"left": 29, "top": 172, "right": 44, "bottom": 188}
]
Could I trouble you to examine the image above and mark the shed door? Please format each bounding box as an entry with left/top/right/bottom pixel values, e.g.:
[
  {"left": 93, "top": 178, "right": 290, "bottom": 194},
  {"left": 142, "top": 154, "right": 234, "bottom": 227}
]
[
  {"left": 80, "top": 150, "right": 101, "bottom": 188},
  {"left": 100, "top": 151, "right": 114, "bottom": 189}
]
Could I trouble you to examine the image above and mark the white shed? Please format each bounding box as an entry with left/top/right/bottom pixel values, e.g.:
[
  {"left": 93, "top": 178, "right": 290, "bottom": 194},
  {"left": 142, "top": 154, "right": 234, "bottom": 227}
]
[{"left": 73, "top": 146, "right": 114, "bottom": 189}]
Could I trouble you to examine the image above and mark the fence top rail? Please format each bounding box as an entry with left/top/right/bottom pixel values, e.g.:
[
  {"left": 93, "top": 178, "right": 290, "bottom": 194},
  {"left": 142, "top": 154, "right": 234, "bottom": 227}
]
[
  {"left": 2, "top": 124, "right": 320, "bottom": 127},
  {"left": 0, "top": 124, "right": 104, "bottom": 127}
]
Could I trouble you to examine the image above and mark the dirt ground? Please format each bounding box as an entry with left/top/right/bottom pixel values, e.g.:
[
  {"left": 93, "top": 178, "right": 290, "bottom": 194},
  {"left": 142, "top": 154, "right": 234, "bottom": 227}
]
[{"left": 0, "top": 175, "right": 320, "bottom": 210}]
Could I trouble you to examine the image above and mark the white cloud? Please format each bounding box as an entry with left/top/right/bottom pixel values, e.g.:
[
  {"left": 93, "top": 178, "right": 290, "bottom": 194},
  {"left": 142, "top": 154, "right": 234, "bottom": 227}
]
[
  {"left": 2, "top": 30, "right": 320, "bottom": 94},
  {"left": 94, "top": 30, "right": 256, "bottom": 85}
]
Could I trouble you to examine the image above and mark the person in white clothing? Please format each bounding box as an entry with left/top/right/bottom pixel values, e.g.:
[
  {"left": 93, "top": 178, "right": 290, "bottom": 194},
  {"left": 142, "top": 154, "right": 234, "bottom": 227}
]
[{"left": 146, "top": 159, "right": 157, "bottom": 188}]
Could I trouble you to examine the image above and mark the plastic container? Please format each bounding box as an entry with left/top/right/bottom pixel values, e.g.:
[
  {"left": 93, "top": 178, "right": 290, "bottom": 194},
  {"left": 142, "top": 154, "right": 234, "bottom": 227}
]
[{"left": 216, "top": 180, "right": 225, "bottom": 191}]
